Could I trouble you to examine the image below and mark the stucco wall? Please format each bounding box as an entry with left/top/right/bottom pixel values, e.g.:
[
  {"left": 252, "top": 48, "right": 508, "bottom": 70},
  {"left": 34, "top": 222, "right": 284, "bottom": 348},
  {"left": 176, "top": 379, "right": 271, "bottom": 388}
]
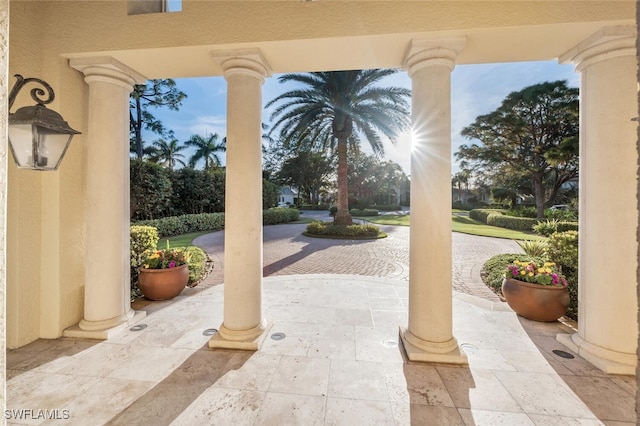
[
  {"left": 1, "top": 0, "right": 8, "bottom": 412},
  {"left": 8, "top": 2, "right": 87, "bottom": 347}
]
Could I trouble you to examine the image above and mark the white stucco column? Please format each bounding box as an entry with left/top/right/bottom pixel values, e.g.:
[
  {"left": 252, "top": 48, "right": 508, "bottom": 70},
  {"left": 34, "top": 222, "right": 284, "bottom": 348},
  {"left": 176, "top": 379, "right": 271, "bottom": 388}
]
[
  {"left": 209, "top": 49, "right": 271, "bottom": 350},
  {"left": 400, "top": 38, "right": 467, "bottom": 364},
  {"left": 64, "top": 57, "right": 146, "bottom": 339},
  {"left": 557, "top": 27, "right": 638, "bottom": 375}
]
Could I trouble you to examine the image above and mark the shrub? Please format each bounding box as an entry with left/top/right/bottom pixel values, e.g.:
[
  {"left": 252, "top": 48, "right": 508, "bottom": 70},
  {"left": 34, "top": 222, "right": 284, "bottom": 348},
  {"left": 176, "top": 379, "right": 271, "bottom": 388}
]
[
  {"left": 504, "top": 207, "right": 537, "bottom": 218},
  {"left": 374, "top": 204, "right": 402, "bottom": 211},
  {"left": 329, "top": 206, "right": 338, "bottom": 217},
  {"left": 546, "top": 231, "right": 579, "bottom": 319},
  {"left": 481, "top": 254, "right": 544, "bottom": 294},
  {"left": 305, "top": 221, "right": 382, "bottom": 238},
  {"left": 169, "top": 168, "right": 225, "bottom": 215},
  {"left": 131, "top": 226, "right": 159, "bottom": 268},
  {"left": 349, "top": 208, "right": 379, "bottom": 217},
  {"left": 183, "top": 246, "right": 210, "bottom": 287},
  {"left": 130, "top": 225, "right": 159, "bottom": 300},
  {"left": 487, "top": 214, "right": 539, "bottom": 232},
  {"left": 516, "top": 240, "right": 547, "bottom": 257},
  {"left": 135, "top": 213, "right": 225, "bottom": 237},
  {"left": 533, "top": 219, "right": 559, "bottom": 236},
  {"left": 298, "top": 204, "right": 330, "bottom": 210},
  {"left": 263, "top": 179, "right": 279, "bottom": 210},
  {"left": 130, "top": 159, "right": 173, "bottom": 220},
  {"left": 556, "top": 221, "right": 579, "bottom": 233},
  {"left": 469, "top": 209, "right": 505, "bottom": 223},
  {"left": 263, "top": 207, "right": 300, "bottom": 225},
  {"left": 545, "top": 208, "right": 577, "bottom": 221}
]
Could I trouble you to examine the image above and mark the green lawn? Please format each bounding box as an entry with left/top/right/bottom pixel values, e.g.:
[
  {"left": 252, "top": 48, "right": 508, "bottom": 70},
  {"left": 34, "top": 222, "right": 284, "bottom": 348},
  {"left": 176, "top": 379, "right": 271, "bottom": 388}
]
[
  {"left": 163, "top": 212, "right": 543, "bottom": 246},
  {"left": 358, "top": 213, "right": 544, "bottom": 241},
  {"left": 161, "top": 231, "right": 210, "bottom": 249}
]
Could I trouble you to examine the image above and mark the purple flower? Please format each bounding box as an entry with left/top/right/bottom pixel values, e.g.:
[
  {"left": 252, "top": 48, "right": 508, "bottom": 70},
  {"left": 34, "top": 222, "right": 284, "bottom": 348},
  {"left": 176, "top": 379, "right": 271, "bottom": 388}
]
[
  {"left": 168, "top": 261, "right": 176, "bottom": 268},
  {"left": 552, "top": 273, "right": 559, "bottom": 285}
]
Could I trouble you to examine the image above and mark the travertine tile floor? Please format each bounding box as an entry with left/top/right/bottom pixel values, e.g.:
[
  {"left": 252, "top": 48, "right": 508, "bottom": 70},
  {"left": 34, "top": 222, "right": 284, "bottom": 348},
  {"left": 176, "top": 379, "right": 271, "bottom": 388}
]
[{"left": 7, "top": 275, "right": 636, "bottom": 425}]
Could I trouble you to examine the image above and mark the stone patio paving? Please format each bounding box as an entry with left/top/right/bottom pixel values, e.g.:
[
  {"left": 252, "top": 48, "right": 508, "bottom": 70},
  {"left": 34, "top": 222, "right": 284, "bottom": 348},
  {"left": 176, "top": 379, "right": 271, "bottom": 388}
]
[{"left": 6, "top": 222, "right": 637, "bottom": 425}]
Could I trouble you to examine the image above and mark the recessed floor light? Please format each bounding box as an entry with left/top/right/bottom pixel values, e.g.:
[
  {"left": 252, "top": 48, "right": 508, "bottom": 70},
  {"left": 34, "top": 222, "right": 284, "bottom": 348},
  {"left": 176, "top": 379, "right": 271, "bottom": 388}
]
[
  {"left": 130, "top": 324, "right": 147, "bottom": 332},
  {"left": 552, "top": 349, "right": 575, "bottom": 359},
  {"left": 271, "top": 332, "right": 286, "bottom": 340},
  {"left": 203, "top": 328, "right": 218, "bottom": 336}
]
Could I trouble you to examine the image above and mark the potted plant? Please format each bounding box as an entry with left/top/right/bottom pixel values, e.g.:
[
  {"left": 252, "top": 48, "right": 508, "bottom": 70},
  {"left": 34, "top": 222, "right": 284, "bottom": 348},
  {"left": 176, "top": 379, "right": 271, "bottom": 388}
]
[
  {"left": 502, "top": 260, "right": 570, "bottom": 322},
  {"left": 138, "top": 245, "right": 190, "bottom": 301}
]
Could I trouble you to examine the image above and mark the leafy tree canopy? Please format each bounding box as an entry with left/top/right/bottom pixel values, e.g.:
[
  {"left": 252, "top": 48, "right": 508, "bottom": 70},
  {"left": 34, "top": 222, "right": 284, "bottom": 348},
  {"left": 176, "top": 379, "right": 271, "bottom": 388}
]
[
  {"left": 266, "top": 69, "right": 410, "bottom": 225},
  {"left": 456, "top": 80, "right": 579, "bottom": 218},
  {"left": 130, "top": 79, "right": 186, "bottom": 159},
  {"left": 184, "top": 132, "right": 226, "bottom": 172},
  {"left": 277, "top": 151, "right": 335, "bottom": 205}
]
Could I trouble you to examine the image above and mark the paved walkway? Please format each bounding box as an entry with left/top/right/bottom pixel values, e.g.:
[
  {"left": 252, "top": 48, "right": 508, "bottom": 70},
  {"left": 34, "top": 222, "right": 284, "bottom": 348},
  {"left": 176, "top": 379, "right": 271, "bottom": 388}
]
[
  {"left": 6, "top": 217, "right": 636, "bottom": 425},
  {"left": 193, "top": 215, "right": 520, "bottom": 303}
]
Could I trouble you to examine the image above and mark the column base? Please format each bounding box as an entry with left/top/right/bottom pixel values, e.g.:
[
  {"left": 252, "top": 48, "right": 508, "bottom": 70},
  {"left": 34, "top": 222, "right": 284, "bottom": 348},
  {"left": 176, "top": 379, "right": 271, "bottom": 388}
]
[
  {"left": 557, "top": 333, "right": 636, "bottom": 375},
  {"left": 209, "top": 320, "right": 272, "bottom": 351},
  {"left": 63, "top": 310, "right": 146, "bottom": 340},
  {"left": 399, "top": 327, "right": 468, "bottom": 365}
]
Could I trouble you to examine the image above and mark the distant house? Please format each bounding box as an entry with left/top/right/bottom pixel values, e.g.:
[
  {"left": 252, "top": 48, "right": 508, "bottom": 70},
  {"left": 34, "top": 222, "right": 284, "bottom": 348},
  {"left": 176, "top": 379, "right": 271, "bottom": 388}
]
[
  {"left": 452, "top": 188, "right": 491, "bottom": 205},
  {"left": 278, "top": 186, "right": 299, "bottom": 206}
]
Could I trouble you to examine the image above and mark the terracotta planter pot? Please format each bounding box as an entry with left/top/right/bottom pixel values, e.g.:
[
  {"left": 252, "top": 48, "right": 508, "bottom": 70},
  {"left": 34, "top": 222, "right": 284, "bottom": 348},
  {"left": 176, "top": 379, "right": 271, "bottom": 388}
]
[
  {"left": 138, "top": 264, "right": 189, "bottom": 301},
  {"left": 502, "top": 277, "right": 570, "bottom": 322}
]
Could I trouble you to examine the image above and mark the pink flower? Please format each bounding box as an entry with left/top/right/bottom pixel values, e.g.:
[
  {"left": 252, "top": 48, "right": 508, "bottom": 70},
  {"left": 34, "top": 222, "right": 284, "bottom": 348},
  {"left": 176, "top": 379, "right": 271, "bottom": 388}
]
[{"left": 168, "top": 261, "right": 176, "bottom": 268}]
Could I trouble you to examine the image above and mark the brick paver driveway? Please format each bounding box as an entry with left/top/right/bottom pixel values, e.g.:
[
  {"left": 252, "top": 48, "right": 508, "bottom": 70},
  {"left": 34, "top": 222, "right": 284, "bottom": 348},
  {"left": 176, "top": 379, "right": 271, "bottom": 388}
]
[{"left": 193, "top": 213, "right": 522, "bottom": 302}]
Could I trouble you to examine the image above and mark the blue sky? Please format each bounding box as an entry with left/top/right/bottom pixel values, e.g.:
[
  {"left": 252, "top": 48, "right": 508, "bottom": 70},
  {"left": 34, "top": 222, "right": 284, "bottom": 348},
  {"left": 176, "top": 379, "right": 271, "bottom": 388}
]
[{"left": 148, "top": 60, "right": 579, "bottom": 174}]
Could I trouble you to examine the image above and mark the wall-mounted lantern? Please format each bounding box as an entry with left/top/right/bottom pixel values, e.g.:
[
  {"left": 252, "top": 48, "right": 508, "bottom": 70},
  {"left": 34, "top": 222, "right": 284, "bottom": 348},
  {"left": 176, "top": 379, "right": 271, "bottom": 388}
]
[{"left": 8, "top": 74, "right": 80, "bottom": 171}]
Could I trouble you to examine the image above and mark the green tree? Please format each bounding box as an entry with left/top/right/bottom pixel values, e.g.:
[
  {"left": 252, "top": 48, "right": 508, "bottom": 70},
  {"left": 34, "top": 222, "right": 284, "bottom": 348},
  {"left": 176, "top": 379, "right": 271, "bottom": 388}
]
[
  {"left": 457, "top": 80, "right": 579, "bottom": 219},
  {"left": 147, "top": 132, "right": 187, "bottom": 169},
  {"left": 262, "top": 179, "right": 279, "bottom": 209},
  {"left": 130, "top": 159, "right": 172, "bottom": 220},
  {"left": 169, "top": 168, "right": 225, "bottom": 214},
  {"left": 130, "top": 79, "right": 187, "bottom": 159},
  {"left": 185, "top": 133, "right": 226, "bottom": 171},
  {"left": 267, "top": 69, "right": 410, "bottom": 225},
  {"left": 278, "top": 151, "right": 334, "bottom": 205}
]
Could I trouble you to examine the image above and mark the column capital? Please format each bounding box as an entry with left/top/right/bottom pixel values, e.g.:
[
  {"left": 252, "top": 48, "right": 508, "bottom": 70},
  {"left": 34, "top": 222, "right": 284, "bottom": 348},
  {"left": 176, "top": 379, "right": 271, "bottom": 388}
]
[
  {"left": 212, "top": 48, "right": 272, "bottom": 82},
  {"left": 404, "top": 37, "right": 466, "bottom": 77},
  {"left": 560, "top": 26, "right": 636, "bottom": 72},
  {"left": 69, "top": 56, "right": 146, "bottom": 91}
]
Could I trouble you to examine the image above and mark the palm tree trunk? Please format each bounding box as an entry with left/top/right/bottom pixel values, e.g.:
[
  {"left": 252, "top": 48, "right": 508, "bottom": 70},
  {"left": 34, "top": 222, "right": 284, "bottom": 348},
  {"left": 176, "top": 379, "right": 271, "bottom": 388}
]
[{"left": 334, "top": 136, "right": 352, "bottom": 226}]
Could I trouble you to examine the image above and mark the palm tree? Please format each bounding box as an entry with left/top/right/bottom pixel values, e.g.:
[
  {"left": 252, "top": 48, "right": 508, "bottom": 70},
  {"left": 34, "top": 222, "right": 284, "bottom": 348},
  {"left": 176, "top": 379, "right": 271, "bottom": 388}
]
[
  {"left": 266, "top": 70, "right": 410, "bottom": 225},
  {"left": 185, "top": 133, "right": 226, "bottom": 171},
  {"left": 149, "top": 135, "right": 187, "bottom": 169}
]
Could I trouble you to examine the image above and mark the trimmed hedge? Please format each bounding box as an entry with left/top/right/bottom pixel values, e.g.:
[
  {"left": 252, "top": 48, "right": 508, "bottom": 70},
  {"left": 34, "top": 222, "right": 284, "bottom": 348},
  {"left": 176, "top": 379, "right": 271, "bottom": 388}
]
[
  {"left": 349, "top": 208, "right": 379, "bottom": 217},
  {"left": 298, "top": 204, "right": 330, "bottom": 210},
  {"left": 305, "top": 221, "right": 381, "bottom": 238},
  {"left": 469, "top": 209, "right": 506, "bottom": 223},
  {"left": 487, "top": 214, "right": 539, "bottom": 232},
  {"left": 373, "top": 204, "right": 402, "bottom": 211},
  {"left": 471, "top": 208, "right": 578, "bottom": 234},
  {"left": 133, "top": 208, "right": 301, "bottom": 237},
  {"left": 556, "top": 221, "right": 579, "bottom": 232},
  {"left": 263, "top": 207, "right": 300, "bottom": 225},
  {"left": 135, "top": 213, "right": 225, "bottom": 237}
]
